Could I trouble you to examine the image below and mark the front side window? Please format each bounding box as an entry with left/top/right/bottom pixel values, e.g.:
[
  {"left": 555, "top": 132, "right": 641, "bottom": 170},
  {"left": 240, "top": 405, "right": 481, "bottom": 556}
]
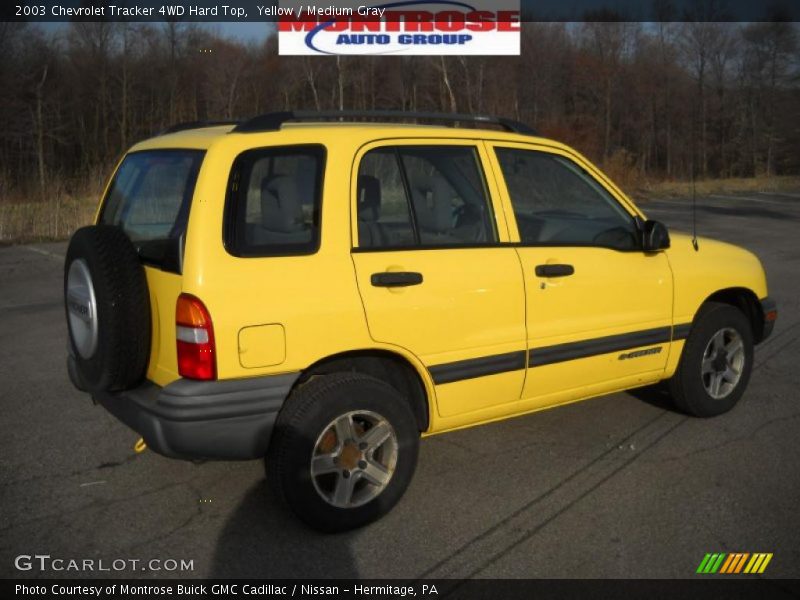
[
  {"left": 225, "top": 145, "right": 325, "bottom": 257},
  {"left": 495, "top": 148, "right": 638, "bottom": 250},
  {"left": 356, "top": 145, "right": 497, "bottom": 249}
]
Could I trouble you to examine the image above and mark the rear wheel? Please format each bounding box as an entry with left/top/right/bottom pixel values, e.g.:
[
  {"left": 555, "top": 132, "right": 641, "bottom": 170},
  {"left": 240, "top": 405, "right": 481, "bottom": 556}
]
[
  {"left": 668, "top": 302, "right": 754, "bottom": 417},
  {"left": 267, "top": 373, "right": 419, "bottom": 532}
]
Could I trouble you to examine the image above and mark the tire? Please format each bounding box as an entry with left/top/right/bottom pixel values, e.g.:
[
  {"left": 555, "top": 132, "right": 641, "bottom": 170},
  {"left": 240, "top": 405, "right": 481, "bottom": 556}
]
[
  {"left": 267, "top": 373, "right": 420, "bottom": 533},
  {"left": 64, "top": 225, "right": 151, "bottom": 392},
  {"left": 668, "top": 302, "right": 754, "bottom": 417}
]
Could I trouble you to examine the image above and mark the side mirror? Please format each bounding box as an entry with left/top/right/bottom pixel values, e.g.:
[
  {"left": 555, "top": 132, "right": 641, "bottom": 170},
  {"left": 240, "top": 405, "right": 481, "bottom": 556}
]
[{"left": 641, "top": 219, "right": 670, "bottom": 252}]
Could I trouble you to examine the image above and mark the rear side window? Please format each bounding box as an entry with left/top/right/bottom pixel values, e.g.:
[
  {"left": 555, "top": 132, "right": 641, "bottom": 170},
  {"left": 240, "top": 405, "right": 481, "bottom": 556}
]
[
  {"left": 100, "top": 150, "right": 204, "bottom": 243},
  {"left": 225, "top": 145, "right": 325, "bottom": 257},
  {"left": 356, "top": 145, "right": 497, "bottom": 249},
  {"left": 357, "top": 149, "right": 416, "bottom": 247}
]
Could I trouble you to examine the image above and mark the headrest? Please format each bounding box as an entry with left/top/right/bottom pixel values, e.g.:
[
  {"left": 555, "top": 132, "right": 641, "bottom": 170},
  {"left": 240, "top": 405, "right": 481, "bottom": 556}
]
[
  {"left": 358, "top": 175, "right": 381, "bottom": 222},
  {"left": 260, "top": 176, "right": 303, "bottom": 233},
  {"left": 411, "top": 176, "right": 453, "bottom": 234}
]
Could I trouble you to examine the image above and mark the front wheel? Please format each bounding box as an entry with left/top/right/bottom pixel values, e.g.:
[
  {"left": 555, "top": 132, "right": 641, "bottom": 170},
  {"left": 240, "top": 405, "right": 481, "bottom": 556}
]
[
  {"left": 668, "top": 302, "right": 754, "bottom": 417},
  {"left": 267, "top": 373, "right": 419, "bottom": 532}
]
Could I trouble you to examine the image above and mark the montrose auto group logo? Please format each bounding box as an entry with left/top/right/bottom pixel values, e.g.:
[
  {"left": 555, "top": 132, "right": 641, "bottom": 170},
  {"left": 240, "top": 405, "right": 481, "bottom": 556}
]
[{"left": 278, "top": 1, "right": 520, "bottom": 55}]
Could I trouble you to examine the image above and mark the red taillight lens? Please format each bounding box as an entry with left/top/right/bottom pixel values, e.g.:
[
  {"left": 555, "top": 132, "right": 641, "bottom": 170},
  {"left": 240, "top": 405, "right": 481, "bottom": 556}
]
[{"left": 176, "top": 294, "right": 216, "bottom": 380}]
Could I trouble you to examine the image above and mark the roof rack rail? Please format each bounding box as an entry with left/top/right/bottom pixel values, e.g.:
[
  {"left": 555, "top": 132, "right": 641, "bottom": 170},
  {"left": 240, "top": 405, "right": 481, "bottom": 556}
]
[
  {"left": 231, "top": 111, "right": 537, "bottom": 135},
  {"left": 160, "top": 120, "right": 240, "bottom": 135}
]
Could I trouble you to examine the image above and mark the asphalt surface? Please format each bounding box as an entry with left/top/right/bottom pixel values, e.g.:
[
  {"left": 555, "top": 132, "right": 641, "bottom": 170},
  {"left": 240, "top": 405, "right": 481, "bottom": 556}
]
[{"left": 1, "top": 191, "right": 799, "bottom": 580}]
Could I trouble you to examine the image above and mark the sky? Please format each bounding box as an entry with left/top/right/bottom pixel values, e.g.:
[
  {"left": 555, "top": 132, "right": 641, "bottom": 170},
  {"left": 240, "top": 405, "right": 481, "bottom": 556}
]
[
  {"left": 209, "top": 22, "right": 273, "bottom": 42},
  {"left": 30, "top": 0, "right": 799, "bottom": 43},
  {"left": 38, "top": 21, "right": 274, "bottom": 42}
]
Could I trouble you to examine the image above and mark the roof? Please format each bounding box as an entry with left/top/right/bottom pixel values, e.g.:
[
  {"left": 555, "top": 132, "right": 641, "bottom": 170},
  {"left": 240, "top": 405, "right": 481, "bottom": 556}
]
[
  {"left": 130, "top": 121, "right": 559, "bottom": 154},
  {"left": 130, "top": 111, "right": 554, "bottom": 152}
]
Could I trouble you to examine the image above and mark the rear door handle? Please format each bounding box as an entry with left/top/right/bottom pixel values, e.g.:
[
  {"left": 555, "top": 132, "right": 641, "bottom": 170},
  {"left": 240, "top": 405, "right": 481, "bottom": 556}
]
[
  {"left": 535, "top": 264, "right": 575, "bottom": 278},
  {"left": 371, "top": 272, "right": 424, "bottom": 287}
]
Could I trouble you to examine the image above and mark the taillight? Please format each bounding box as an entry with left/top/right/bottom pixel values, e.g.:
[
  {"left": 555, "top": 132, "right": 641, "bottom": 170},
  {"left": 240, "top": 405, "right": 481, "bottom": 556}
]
[{"left": 176, "top": 293, "right": 216, "bottom": 380}]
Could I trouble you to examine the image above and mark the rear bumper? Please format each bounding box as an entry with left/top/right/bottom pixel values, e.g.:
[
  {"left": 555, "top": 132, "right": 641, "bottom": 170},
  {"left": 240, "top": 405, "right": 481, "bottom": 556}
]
[{"left": 75, "top": 359, "right": 299, "bottom": 460}]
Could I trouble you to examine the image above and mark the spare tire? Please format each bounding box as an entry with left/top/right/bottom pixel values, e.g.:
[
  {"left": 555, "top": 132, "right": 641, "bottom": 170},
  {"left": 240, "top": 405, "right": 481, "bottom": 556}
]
[{"left": 64, "top": 225, "right": 151, "bottom": 392}]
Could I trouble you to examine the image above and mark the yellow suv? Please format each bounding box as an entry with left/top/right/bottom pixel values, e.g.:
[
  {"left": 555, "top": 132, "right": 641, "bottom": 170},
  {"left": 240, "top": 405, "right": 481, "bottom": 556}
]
[{"left": 64, "top": 111, "right": 777, "bottom": 532}]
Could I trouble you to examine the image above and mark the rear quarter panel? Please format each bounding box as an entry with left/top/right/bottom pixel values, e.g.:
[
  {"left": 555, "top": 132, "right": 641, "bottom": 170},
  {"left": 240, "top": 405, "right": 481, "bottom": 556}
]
[
  {"left": 179, "top": 131, "right": 377, "bottom": 381},
  {"left": 142, "top": 267, "right": 182, "bottom": 386}
]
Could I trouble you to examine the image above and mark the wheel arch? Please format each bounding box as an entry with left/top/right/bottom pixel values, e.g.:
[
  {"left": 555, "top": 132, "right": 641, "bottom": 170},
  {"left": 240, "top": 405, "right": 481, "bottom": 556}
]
[
  {"left": 700, "top": 287, "right": 766, "bottom": 342},
  {"left": 294, "top": 349, "right": 433, "bottom": 432}
]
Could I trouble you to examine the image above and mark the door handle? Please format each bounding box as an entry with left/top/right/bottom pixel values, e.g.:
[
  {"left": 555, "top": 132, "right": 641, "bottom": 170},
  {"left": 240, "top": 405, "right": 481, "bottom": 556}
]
[
  {"left": 371, "top": 272, "right": 424, "bottom": 287},
  {"left": 535, "top": 264, "right": 575, "bottom": 278}
]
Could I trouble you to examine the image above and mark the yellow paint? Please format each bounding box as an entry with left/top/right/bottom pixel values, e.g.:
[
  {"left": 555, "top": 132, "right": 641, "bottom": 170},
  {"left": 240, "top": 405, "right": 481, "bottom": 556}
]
[
  {"left": 750, "top": 554, "right": 766, "bottom": 573},
  {"left": 743, "top": 554, "right": 758, "bottom": 573},
  {"left": 238, "top": 324, "right": 286, "bottom": 368},
  {"left": 105, "top": 123, "right": 769, "bottom": 434},
  {"left": 141, "top": 266, "right": 182, "bottom": 387},
  {"left": 758, "top": 553, "right": 773, "bottom": 573}
]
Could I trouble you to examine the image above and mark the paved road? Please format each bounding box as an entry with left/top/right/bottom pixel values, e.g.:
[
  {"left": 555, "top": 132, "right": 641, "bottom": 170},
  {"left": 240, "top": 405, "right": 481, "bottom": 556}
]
[{"left": 1, "top": 192, "right": 799, "bottom": 580}]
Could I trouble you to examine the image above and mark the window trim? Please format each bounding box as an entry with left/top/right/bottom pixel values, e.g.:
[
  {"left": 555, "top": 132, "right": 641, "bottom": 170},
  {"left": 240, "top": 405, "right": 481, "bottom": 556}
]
[
  {"left": 491, "top": 144, "right": 643, "bottom": 252},
  {"left": 393, "top": 147, "right": 422, "bottom": 246},
  {"left": 223, "top": 144, "right": 327, "bottom": 259},
  {"left": 353, "top": 143, "right": 500, "bottom": 251},
  {"left": 350, "top": 240, "right": 645, "bottom": 254}
]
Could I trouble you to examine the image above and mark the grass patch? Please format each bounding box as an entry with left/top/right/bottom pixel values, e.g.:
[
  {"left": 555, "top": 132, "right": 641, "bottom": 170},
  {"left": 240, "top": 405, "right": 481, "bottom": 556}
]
[
  {"left": 0, "top": 194, "right": 98, "bottom": 244},
  {"left": 635, "top": 176, "right": 800, "bottom": 200}
]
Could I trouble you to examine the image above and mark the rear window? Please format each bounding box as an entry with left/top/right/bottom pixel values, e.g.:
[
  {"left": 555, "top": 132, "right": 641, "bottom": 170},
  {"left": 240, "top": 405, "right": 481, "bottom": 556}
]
[
  {"left": 99, "top": 149, "right": 204, "bottom": 267},
  {"left": 224, "top": 145, "right": 325, "bottom": 257}
]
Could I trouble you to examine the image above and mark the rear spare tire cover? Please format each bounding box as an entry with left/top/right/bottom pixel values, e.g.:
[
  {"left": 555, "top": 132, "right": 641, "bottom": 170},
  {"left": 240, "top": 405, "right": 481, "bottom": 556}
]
[{"left": 64, "top": 225, "right": 151, "bottom": 392}]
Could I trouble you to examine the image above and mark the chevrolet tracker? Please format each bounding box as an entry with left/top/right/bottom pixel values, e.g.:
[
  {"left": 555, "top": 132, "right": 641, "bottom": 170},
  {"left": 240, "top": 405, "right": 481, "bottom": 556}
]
[{"left": 64, "top": 111, "right": 777, "bottom": 532}]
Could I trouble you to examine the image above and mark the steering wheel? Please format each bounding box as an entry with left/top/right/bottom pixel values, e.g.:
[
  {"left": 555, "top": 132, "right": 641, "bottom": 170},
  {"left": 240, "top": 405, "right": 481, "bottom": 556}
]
[{"left": 592, "top": 226, "right": 637, "bottom": 249}]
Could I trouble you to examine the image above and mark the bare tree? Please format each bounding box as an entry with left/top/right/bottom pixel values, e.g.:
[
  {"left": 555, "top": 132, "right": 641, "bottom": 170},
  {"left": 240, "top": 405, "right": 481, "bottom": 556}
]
[
  {"left": 2, "top": 19, "right": 799, "bottom": 205},
  {"left": 741, "top": 20, "right": 798, "bottom": 176}
]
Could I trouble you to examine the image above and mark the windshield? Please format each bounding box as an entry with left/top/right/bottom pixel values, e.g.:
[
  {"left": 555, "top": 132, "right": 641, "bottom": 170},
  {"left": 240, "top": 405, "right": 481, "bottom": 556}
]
[{"left": 99, "top": 150, "right": 204, "bottom": 268}]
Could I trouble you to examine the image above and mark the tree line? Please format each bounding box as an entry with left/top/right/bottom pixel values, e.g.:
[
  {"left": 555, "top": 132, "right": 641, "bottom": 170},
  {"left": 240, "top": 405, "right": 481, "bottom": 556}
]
[{"left": 0, "top": 17, "right": 798, "bottom": 201}]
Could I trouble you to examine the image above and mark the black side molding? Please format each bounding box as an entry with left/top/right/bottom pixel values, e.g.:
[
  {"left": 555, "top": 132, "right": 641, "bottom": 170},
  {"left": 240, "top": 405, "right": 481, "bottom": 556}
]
[
  {"left": 429, "top": 351, "right": 527, "bottom": 385},
  {"left": 427, "top": 324, "right": 701, "bottom": 385},
  {"left": 672, "top": 323, "right": 692, "bottom": 340},
  {"left": 529, "top": 327, "right": 672, "bottom": 367}
]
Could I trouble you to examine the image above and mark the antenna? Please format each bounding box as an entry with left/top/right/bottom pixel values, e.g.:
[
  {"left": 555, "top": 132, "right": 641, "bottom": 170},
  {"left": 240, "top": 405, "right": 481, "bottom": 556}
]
[
  {"left": 691, "top": 149, "right": 699, "bottom": 252},
  {"left": 692, "top": 166, "right": 700, "bottom": 252}
]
